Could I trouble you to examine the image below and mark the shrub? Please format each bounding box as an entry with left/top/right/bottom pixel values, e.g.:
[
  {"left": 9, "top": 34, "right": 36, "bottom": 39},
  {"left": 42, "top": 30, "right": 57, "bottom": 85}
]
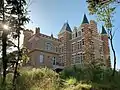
[
  {"left": 16, "top": 67, "right": 61, "bottom": 90},
  {"left": 66, "top": 77, "right": 77, "bottom": 85},
  {"left": 60, "top": 65, "right": 120, "bottom": 90}
]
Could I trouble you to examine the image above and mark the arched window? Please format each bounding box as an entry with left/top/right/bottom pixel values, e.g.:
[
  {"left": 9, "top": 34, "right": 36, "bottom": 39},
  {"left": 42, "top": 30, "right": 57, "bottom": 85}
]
[{"left": 46, "top": 42, "right": 53, "bottom": 51}]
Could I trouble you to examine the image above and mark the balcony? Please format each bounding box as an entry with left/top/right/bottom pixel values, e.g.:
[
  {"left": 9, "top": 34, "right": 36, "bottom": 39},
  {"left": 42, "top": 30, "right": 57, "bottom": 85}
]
[{"left": 52, "top": 62, "right": 64, "bottom": 70}]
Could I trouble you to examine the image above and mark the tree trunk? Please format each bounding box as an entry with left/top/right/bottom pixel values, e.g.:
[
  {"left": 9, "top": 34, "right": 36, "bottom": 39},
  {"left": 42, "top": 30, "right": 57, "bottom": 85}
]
[
  {"left": 13, "top": 31, "right": 20, "bottom": 90},
  {"left": 2, "top": 30, "right": 8, "bottom": 84},
  {"left": 110, "top": 38, "right": 116, "bottom": 76},
  {"left": 13, "top": 1, "right": 21, "bottom": 88},
  {"left": 2, "top": 0, "right": 7, "bottom": 84}
]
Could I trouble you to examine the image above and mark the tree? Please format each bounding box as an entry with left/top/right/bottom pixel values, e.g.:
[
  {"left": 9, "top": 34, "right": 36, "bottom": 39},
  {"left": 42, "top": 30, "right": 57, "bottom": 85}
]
[
  {"left": 0, "top": 0, "right": 30, "bottom": 87},
  {"left": 86, "top": 0, "right": 119, "bottom": 76}
]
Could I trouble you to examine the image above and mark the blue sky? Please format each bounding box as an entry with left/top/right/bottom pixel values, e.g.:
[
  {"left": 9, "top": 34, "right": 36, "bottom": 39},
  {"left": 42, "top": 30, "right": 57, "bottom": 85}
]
[{"left": 26, "top": 0, "right": 120, "bottom": 69}]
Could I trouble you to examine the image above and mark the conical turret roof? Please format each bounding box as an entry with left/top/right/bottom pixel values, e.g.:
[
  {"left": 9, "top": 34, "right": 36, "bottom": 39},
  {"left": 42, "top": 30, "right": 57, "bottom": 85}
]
[
  {"left": 82, "top": 14, "right": 89, "bottom": 24},
  {"left": 59, "top": 22, "right": 72, "bottom": 34},
  {"left": 101, "top": 26, "right": 107, "bottom": 34}
]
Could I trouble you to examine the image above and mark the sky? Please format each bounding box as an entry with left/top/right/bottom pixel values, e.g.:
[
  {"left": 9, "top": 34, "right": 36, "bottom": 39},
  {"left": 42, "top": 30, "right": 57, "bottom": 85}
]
[{"left": 25, "top": 0, "right": 120, "bottom": 69}]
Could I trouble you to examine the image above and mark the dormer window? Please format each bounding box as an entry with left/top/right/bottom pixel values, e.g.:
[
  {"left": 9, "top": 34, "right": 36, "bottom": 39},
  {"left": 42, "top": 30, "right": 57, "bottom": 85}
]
[{"left": 45, "top": 42, "right": 53, "bottom": 51}]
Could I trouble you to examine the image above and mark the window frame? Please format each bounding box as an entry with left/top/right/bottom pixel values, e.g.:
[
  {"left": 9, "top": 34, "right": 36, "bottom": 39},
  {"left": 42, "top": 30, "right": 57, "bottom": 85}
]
[{"left": 39, "top": 54, "right": 44, "bottom": 63}]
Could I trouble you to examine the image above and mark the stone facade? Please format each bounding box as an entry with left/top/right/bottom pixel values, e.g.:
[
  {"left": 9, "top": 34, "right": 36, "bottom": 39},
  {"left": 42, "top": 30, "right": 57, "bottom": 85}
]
[{"left": 23, "top": 14, "right": 111, "bottom": 69}]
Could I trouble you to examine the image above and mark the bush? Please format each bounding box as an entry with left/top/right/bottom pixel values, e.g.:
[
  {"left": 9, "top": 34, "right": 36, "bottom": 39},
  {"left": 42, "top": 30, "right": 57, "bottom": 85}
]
[
  {"left": 0, "top": 66, "right": 120, "bottom": 90},
  {"left": 0, "top": 74, "right": 13, "bottom": 90},
  {"left": 16, "top": 67, "right": 61, "bottom": 90},
  {"left": 60, "top": 65, "right": 120, "bottom": 90},
  {"left": 0, "top": 67, "right": 61, "bottom": 90}
]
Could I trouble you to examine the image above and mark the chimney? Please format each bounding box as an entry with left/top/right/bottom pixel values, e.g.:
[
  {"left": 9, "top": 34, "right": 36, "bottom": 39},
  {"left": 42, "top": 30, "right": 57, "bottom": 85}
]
[
  {"left": 35, "top": 27, "right": 40, "bottom": 34},
  {"left": 51, "top": 33, "right": 53, "bottom": 38}
]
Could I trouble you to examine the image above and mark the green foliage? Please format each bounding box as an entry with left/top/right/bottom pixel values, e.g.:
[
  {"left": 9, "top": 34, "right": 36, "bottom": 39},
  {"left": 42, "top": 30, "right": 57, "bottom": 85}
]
[
  {"left": 0, "top": 67, "right": 61, "bottom": 90},
  {"left": 66, "top": 77, "right": 77, "bottom": 85},
  {"left": 87, "top": 0, "right": 116, "bottom": 29},
  {"left": 0, "top": 66, "right": 120, "bottom": 90},
  {"left": 60, "top": 65, "right": 120, "bottom": 90},
  {"left": 60, "top": 65, "right": 84, "bottom": 81},
  {"left": 0, "top": 74, "right": 13, "bottom": 90},
  {"left": 15, "top": 67, "right": 60, "bottom": 90}
]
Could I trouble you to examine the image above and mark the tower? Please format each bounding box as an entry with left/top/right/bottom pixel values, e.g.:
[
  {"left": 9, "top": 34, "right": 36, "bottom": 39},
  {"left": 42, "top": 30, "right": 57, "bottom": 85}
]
[
  {"left": 58, "top": 22, "right": 72, "bottom": 66},
  {"left": 101, "top": 26, "right": 111, "bottom": 67},
  {"left": 23, "top": 29, "right": 34, "bottom": 47},
  {"left": 81, "top": 14, "right": 102, "bottom": 64},
  {"left": 80, "top": 14, "right": 93, "bottom": 63}
]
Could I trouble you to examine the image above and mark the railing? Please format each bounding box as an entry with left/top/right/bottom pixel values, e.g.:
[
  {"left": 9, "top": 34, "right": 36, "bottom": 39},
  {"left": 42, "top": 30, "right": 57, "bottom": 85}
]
[
  {"left": 53, "top": 62, "right": 64, "bottom": 69},
  {"left": 56, "top": 62, "right": 64, "bottom": 66}
]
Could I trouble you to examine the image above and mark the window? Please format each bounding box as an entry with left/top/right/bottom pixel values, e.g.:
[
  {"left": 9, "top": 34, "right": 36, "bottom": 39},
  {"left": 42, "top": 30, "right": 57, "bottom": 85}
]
[
  {"left": 73, "top": 54, "right": 82, "bottom": 64},
  {"left": 82, "top": 39, "right": 84, "bottom": 45},
  {"left": 72, "top": 34, "right": 74, "bottom": 38},
  {"left": 80, "top": 41, "right": 82, "bottom": 49},
  {"left": 78, "top": 31, "right": 81, "bottom": 36},
  {"left": 52, "top": 57, "right": 56, "bottom": 65},
  {"left": 92, "top": 54, "right": 95, "bottom": 59},
  {"left": 83, "top": 53, "right": 85, "bottom": 61},
  {"left": 56, "top": 47, "right": 58, "bottom": 52},
  {"left": 61, "top": 56, "right": 64, "bottom": 61},
  {"left": 39, "top": 55, "right": 44, "bottom": 63},
  {"left": 99, "top": 46, "right": 102, "bottom": 54},
  {"left": 80, "top": 53, "right": 82, "bottom": 61},
  {"left": 75, "top": 32, "right": 77, "bottom": 37},
  {"left": 77, "top": 42, "right": 80, "bottom": 49},
  {"left": 62, "top": 46, "right": 64, "bottom": 52},
  {"left": 90, "top": 41, "right": 94, "bottom": 45},
  {"left": 72, "top": 44, "right": 74, "bottom": 52},
  {"left": 46, "top": 42, "right": 53, "bottom": 51},
  {"left": 59, "top": 56, "right": 61, "bottom": 62},
  {"left": 82, "top": 29, "right": 84, "bottom": 32},
  {"left": 77, "top": 54, "right": 80, "bottom": 62},
  {"left": 72, "top": 55, "right": 75, "bottom": 64},
  {"left": 75, "top": 54, "right": 80, "bottom": 63}
]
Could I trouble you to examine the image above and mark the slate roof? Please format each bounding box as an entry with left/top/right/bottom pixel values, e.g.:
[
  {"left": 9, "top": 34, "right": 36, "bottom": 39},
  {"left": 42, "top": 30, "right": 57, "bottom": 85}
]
[
  {"left": 82, "top": 14, "right": 89, "bottom": 24},
  {"left": 59, "top": 22, "right": 72, "bottom": 34},
  {"left": 101, "top": 26, "right": 107, "bottom": 34}
]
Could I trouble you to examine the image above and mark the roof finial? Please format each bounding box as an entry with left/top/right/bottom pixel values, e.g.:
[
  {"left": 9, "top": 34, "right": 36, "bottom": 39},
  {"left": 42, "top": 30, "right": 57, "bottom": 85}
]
[{"left": 65, "top": 20, "right": 68, "bottom": 23}]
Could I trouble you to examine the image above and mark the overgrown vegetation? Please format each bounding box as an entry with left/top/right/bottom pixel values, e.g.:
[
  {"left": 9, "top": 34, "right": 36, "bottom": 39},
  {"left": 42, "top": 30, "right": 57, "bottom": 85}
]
[
  {"left": 60, "top": 65, "right": 120, "bottom": 90},
  {"left": 0, "top": 66, "right": 120, "bottom": 90}
]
